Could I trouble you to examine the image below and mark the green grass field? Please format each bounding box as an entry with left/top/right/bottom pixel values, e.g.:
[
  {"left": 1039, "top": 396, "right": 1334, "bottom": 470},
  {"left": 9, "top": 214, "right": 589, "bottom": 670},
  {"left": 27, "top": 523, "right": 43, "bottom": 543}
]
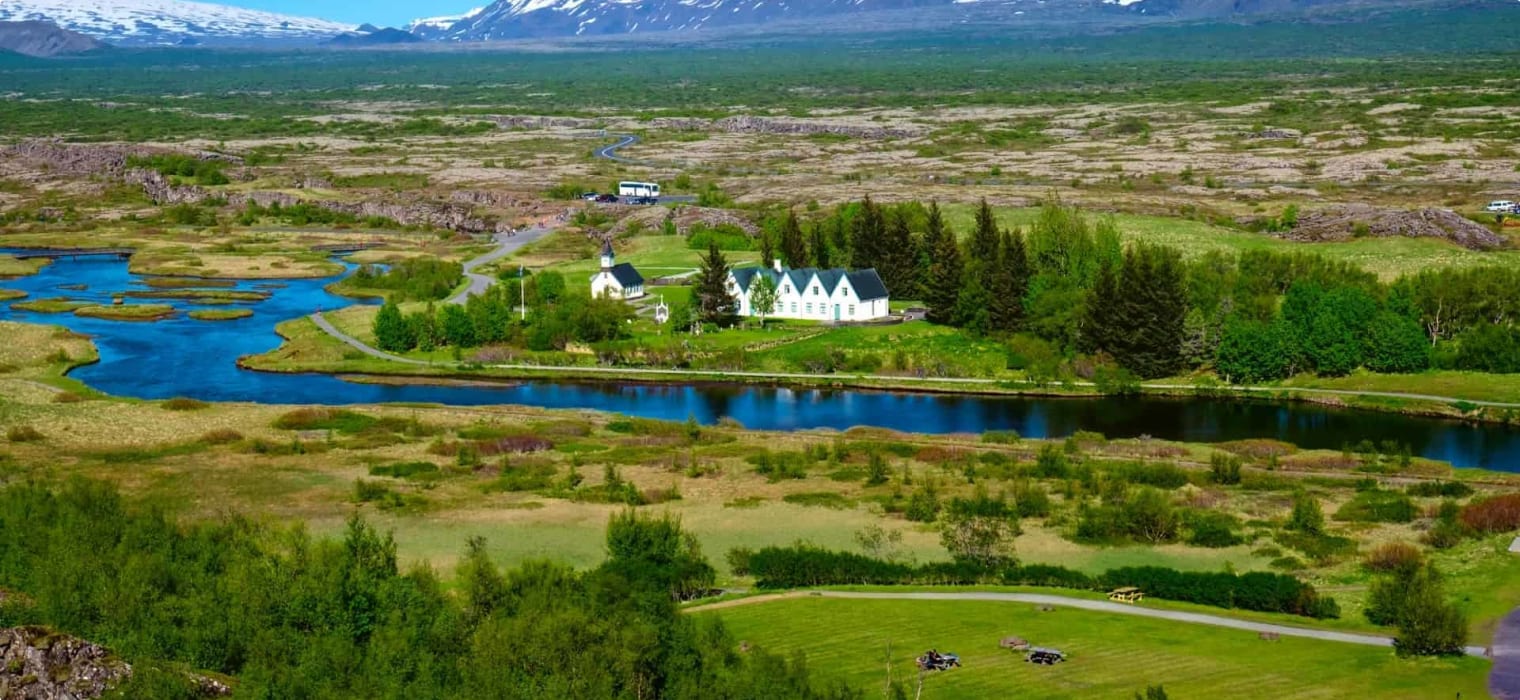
[
  {"left": 707, "top": 598, "right": 1491, "bottom": 699},
  {"left": 940, "top": 205, "right": 1520, "bottom": 280}
]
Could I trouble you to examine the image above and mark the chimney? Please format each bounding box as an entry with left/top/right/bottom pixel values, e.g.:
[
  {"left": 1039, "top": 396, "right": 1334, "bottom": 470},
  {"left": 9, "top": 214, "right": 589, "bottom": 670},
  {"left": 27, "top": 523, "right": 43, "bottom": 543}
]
[{"left": 772, "top": 257, "right": 783, "bottom": 273}]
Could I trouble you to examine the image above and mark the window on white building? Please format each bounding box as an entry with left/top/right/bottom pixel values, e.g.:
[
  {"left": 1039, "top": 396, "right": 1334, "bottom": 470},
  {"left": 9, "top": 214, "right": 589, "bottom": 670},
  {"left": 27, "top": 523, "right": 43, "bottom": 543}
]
[
  {"left": 849, "top": 305, "right": 855, "bottom": 316},
  {"left": 783, "top": 284, "right": 791, "bottom": 294},
  {"left": 791, "top": 302, "right": 797, "bottom": 313},
  {"left": 806, "top": 303, "right": 812, "bottom": 313},
  {"left": 812, "top": 285, "right": 820, "bottom": 296}
]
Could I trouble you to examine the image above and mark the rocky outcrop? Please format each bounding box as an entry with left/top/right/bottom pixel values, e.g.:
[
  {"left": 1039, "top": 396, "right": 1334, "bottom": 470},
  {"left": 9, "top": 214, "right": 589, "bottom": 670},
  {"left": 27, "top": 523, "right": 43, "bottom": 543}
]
[
  {"left": 1281, "top": 204, "right": 1507, "bottom": 251},
  {"left": 486, "top": 114, "right": 919, "bottom": 140},
  {"left": 0, "top": 626, "right": 131, "bottom": 699},
  {"left": 1, "top": 141, "right": 137, "bottom": 178},
  {"left": 652, "top": 115, "right": 919, "bottom": 140},
  {"left": 491, "top": 115, "right": 599, "bottom": 130},
  {"left": 606, "top": 205, "right": 758, "bottom": 238}
]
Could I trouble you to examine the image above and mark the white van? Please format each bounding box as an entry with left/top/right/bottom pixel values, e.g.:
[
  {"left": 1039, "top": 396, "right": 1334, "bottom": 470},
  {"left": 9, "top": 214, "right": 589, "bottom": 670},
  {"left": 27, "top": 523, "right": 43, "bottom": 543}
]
[{"left": 1488, "top": 200, "right": 1515, "bottom": 213}]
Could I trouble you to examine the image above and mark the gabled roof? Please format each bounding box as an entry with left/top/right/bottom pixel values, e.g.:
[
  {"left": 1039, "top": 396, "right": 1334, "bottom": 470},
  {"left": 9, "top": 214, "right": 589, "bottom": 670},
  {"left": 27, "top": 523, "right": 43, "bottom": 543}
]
[
  {"left": 847, "top": 269, "right": 888, "bottom": 301},
  {"left": 728, "top": 264, "right": 889, "bottom": 301},
  {"left": 609, "top": 262, "right": 643, "bottom": 287}
]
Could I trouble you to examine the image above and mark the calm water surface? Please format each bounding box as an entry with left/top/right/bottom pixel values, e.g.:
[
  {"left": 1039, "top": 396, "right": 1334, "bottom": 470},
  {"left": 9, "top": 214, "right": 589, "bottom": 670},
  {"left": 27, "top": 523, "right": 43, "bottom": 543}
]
[{"left": 3, "top": 251, "right": 1520, "bottom": 471}]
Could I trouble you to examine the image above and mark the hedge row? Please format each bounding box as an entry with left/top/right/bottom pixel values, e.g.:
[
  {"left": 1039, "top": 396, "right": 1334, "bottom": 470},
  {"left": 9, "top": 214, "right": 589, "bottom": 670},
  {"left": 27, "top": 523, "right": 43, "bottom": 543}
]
[{"left": 739, "top": 545, "right": 1339, "bottom": 619}]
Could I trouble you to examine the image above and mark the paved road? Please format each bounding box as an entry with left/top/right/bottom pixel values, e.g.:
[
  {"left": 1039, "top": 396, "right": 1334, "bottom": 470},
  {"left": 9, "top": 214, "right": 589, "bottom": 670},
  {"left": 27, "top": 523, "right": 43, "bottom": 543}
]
[
  {"left": 446, "top": 225, "right": 553, "bottom": 305},
  {"left": 1493, "top": 607, "right": 1520, "bottom": 698},
  {"left": 689, "top": 590, "right": 1491, "bottom": 657},
  {"left": 590, "top": 133, "right": 697, "bottom": 204}
]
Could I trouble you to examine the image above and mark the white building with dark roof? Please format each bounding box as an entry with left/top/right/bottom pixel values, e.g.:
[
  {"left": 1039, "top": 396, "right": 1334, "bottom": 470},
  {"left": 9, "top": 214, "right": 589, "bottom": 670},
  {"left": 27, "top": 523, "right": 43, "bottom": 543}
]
[
  {"left": 590, "top": 241, "right": 645, "bottom": 300},
  {"left": 728, "top": 260, "right": 890, "bottom": 322}
]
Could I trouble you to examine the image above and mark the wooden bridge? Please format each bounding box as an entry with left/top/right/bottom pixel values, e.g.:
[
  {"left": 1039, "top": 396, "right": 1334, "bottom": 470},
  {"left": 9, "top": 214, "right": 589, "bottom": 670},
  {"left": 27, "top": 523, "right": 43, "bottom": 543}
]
[{"left": 7, "top": 247, "right": 134, "bottom": 260}]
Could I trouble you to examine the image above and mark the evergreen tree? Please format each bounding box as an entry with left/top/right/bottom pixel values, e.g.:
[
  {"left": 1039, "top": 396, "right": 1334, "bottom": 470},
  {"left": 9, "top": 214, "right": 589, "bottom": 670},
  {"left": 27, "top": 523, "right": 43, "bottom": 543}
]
[
  {"left": 989, "top": 229, "right": 1027, "bottom": 333},
  {"left": 849, "top": 196, "right": 885, "bottom": 270},
  {"left": 694, "top": 241, "right": 737, "bottom": 325},
  {"left": 373, "top": 299, "right": 413, "bottom": 352},
  {"left": 1081, "top": 259, "right": 1122, "bottom": 355},
  {"left": 759, "top": 229, "right": 776, "bottom": 270},
  {"left": 923, "top": 202, "right": 963, "bottom": 325},
  {"left": 1115, "top": 244, "right": 1187, "bottom": 378},
  {"left": 969, "top": 198, "right": 1001, "bottom": 263},
  {"left": 780, "top": 210, "right": 809, "bottom": 269},
  {"left": 955, "top": 262, "right": 994, "bottom": 337},
  {"left": 877, "top": 210, "right": 920, "bottom": 298},
  {"left": 809, "top": 222, "right": 831, "bottom": 269}
]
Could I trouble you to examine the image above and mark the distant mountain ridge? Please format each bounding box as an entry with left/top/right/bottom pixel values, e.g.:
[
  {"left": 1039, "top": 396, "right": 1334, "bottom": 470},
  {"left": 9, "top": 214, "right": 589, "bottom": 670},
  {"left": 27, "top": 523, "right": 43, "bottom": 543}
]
[
  {"left": 0, "top": 20, "right": 104, "bottom": 57},
  {"left": 0, "top": 0, "right": 355, "bottom": 46},
  {"left": 423, "top": 0, "right": 1502, "bottom": 41}
]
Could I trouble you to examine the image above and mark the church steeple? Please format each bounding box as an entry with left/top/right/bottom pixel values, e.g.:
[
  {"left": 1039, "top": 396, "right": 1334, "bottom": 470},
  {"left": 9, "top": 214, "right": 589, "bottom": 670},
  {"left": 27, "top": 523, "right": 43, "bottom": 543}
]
[{"left": 600, "top": 240, "right": 614, "bottom": 271}]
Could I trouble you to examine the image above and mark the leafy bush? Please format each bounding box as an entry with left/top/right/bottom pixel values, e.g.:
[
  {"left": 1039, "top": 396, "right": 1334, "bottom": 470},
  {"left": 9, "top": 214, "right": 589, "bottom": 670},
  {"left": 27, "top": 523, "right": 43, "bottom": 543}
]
[
  {"left": 981, "top": 430, "right": 1021, "bottom": 444},
  {"left": 161, "top": 397, "right": 209, "bottom": 411},
  {"left": 1109, "top": 461, "right": 1190, "bottom": 489},
  {"left": 1405, "top": 481, "right": 1474, "bottom": 498},
  {"left": 199, "top": 428, "right": 243, "bottom": 445},
  {"left": 6, "top": 426, "right": 44, "bottom": 442},
  {"left": 368, "top": 461, "right": 441, "bottom": 481},
  {"left": 1459, "top": 493, "right": 1520, "bottom": 533},
  {"left": 1185, "top": 510, "right": 1244, "bottom": 548},
  {"left": 1363, "top": 541, "right": 1423, "bottom": 575},
  {"left": 348, "top": 258, "right": 464, "bottom": 302},
  {"left": 782, "top": 492, "right": 855, "bottom": 509},
  {"left": 1334, "top": 489, "right": 1417, "bottom": 523}
]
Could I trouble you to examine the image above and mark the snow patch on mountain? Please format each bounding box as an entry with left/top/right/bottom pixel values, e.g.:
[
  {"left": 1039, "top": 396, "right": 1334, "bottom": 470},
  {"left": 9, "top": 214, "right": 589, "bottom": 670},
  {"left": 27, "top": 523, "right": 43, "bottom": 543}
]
[
  {"left": 0, "top": 0, "right": 355, "bottom": 45},
  {"left": 407, "top": 6, "right": 485, "bottom": 32}
]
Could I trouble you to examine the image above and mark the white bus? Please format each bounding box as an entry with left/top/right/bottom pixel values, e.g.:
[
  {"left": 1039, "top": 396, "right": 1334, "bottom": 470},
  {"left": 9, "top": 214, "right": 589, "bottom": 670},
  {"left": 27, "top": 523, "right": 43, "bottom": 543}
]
[{"left": 618, "top": 181, "right": 661, "bottom": 199}]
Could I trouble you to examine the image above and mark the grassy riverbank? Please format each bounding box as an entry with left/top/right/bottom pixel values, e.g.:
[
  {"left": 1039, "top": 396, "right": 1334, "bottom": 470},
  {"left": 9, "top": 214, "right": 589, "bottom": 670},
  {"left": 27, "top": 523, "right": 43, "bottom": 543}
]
[
  {"left": 244, "top": 311, "right": 1518, "bottom": 426},
  {"left": 707, "top": 596, "right": 1490, "bottom": 699}
]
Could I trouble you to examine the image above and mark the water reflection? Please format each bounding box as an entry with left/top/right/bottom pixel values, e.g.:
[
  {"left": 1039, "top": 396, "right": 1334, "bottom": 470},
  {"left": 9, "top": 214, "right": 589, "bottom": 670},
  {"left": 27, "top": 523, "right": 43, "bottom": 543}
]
[{"left": 2, "top": 252, "right": 1518, "bottom": 471}]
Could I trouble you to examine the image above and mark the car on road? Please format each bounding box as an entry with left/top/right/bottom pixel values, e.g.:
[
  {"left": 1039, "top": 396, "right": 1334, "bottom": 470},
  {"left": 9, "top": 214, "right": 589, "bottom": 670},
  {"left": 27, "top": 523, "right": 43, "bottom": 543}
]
[
  {"left": 630, "top": 196, "right": 659, "bottom": 205},
  {"left": 1488, "top": 200, "right": 1516, "bottom": 213},
  {"left": 595, "top": 194, "right": 619, "bottom": 203},
  {"left": 580, "top": 192, "right": 599, "bottom": 201}
]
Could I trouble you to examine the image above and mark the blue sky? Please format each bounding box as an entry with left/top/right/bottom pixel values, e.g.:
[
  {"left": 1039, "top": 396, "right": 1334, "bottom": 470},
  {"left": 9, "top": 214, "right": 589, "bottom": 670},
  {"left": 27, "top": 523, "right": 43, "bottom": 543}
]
[{"left": 228, "top": 0, "right": 478, "bottom": 27}]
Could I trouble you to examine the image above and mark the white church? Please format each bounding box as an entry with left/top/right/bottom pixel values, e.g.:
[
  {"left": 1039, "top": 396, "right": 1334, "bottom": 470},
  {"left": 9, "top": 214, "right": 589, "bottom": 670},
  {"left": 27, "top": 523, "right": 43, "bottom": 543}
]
[
  {"left": 728, "top": 260, "right": 890, "bottom": 322},
  {"left": 589, "top": 240, "right": 646, "bottom": 300}
]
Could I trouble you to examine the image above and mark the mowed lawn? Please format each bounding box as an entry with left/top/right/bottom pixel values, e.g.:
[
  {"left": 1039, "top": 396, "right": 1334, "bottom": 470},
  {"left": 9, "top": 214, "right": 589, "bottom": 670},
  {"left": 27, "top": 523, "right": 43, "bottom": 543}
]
[{"left": 707, "top": 598, "right": 1491, "bottom": 699}]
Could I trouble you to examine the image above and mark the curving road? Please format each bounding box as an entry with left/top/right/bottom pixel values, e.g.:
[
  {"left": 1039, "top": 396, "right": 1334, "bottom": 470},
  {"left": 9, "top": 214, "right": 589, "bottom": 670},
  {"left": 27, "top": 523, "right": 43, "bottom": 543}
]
[
  {"left": 446, "top": 225, "right": 553, "bottom": 305},
  {"left": 590, "top": 133, "right": 698, "bottom": 204},
  {"left": 687, "top": 590, "right": 1491, "bottom": 658}
]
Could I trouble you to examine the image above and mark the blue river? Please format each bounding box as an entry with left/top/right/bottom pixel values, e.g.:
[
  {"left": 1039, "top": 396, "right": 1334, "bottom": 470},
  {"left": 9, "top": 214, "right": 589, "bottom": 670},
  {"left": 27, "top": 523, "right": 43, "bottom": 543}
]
[{"left": 2, "top": 251, "right": 1519, "bottom": 471}]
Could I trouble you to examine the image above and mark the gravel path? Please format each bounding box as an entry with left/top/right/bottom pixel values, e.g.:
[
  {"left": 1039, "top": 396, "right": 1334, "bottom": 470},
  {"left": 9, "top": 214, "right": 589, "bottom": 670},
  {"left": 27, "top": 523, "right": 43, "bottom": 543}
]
[
  {"left": 1491, "top": 607, "right": 1520, "bottom": 698},
  {"left": 689, "top": 590, "right": 1491, "bottom": 657},
  {"left": 445, "top": 226, "right": 553, "bottom": 305}
]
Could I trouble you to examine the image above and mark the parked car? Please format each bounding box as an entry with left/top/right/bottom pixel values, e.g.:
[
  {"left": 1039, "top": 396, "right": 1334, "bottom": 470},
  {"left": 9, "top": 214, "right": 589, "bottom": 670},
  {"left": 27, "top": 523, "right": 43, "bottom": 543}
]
[
  {"left": 595, "top": 194, "right": 619, "bottom": 203},
  {"left": 1026, "top": 648, "right": 1066, "bottom": 665},
  {"left": 580, "top": 192, "right": 599, "bottom": 201},
  {"left": 1487, "top": 200, "right": 1516, "bottom": 213},
  {"left": 630, "top": 196, "right": 659, "bottom": 205}
]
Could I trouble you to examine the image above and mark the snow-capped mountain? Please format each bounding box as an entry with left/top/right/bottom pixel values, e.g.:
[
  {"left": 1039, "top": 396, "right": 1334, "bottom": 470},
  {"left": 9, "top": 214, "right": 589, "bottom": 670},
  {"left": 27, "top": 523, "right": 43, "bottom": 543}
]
[
  {"left": 406, "top": 6, "right": 485, "bottom": 38},
  {"left": 414, "top": 0, "right": 1488, "bottom": 41},
  {"left": 0, "top": 0, "right": 356, "bottom": 46}
]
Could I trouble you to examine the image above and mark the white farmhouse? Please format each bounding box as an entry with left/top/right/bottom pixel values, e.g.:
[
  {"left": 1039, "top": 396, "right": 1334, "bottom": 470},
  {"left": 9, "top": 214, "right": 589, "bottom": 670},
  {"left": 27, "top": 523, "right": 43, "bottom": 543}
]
[
  {"left": 589, "top": 241, "right": 645, "bottom": 300},
  {"left": 728, "top": 260, "right": 890, "bottom": 322}
]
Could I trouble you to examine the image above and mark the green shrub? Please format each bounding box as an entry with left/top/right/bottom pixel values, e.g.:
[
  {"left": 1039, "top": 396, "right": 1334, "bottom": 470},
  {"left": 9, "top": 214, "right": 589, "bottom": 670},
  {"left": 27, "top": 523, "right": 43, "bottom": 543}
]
[
  {"left": 161, "top": 397, "right": 209, "bottom": 411},
  {"left": 781, "top": 492, "right": 855, "bottom": 510},
  {"left": 981, "top": 430, "right": 1021, "bottom": 444},
  {"left": 1334, "top": 489, "right": 1417, "bottom": 523},
  {"left": 368, "top": 461, "right": 441, "bottom": 481},
  {"left": 1185, "top": 510, "right": 1244, "bottom": 548},
  {"left": 6, "top": 426, "right": 44, "bottom": 443},
  {"left": 1405, "top": 481, "right": 1473, "bottom": 498}
]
